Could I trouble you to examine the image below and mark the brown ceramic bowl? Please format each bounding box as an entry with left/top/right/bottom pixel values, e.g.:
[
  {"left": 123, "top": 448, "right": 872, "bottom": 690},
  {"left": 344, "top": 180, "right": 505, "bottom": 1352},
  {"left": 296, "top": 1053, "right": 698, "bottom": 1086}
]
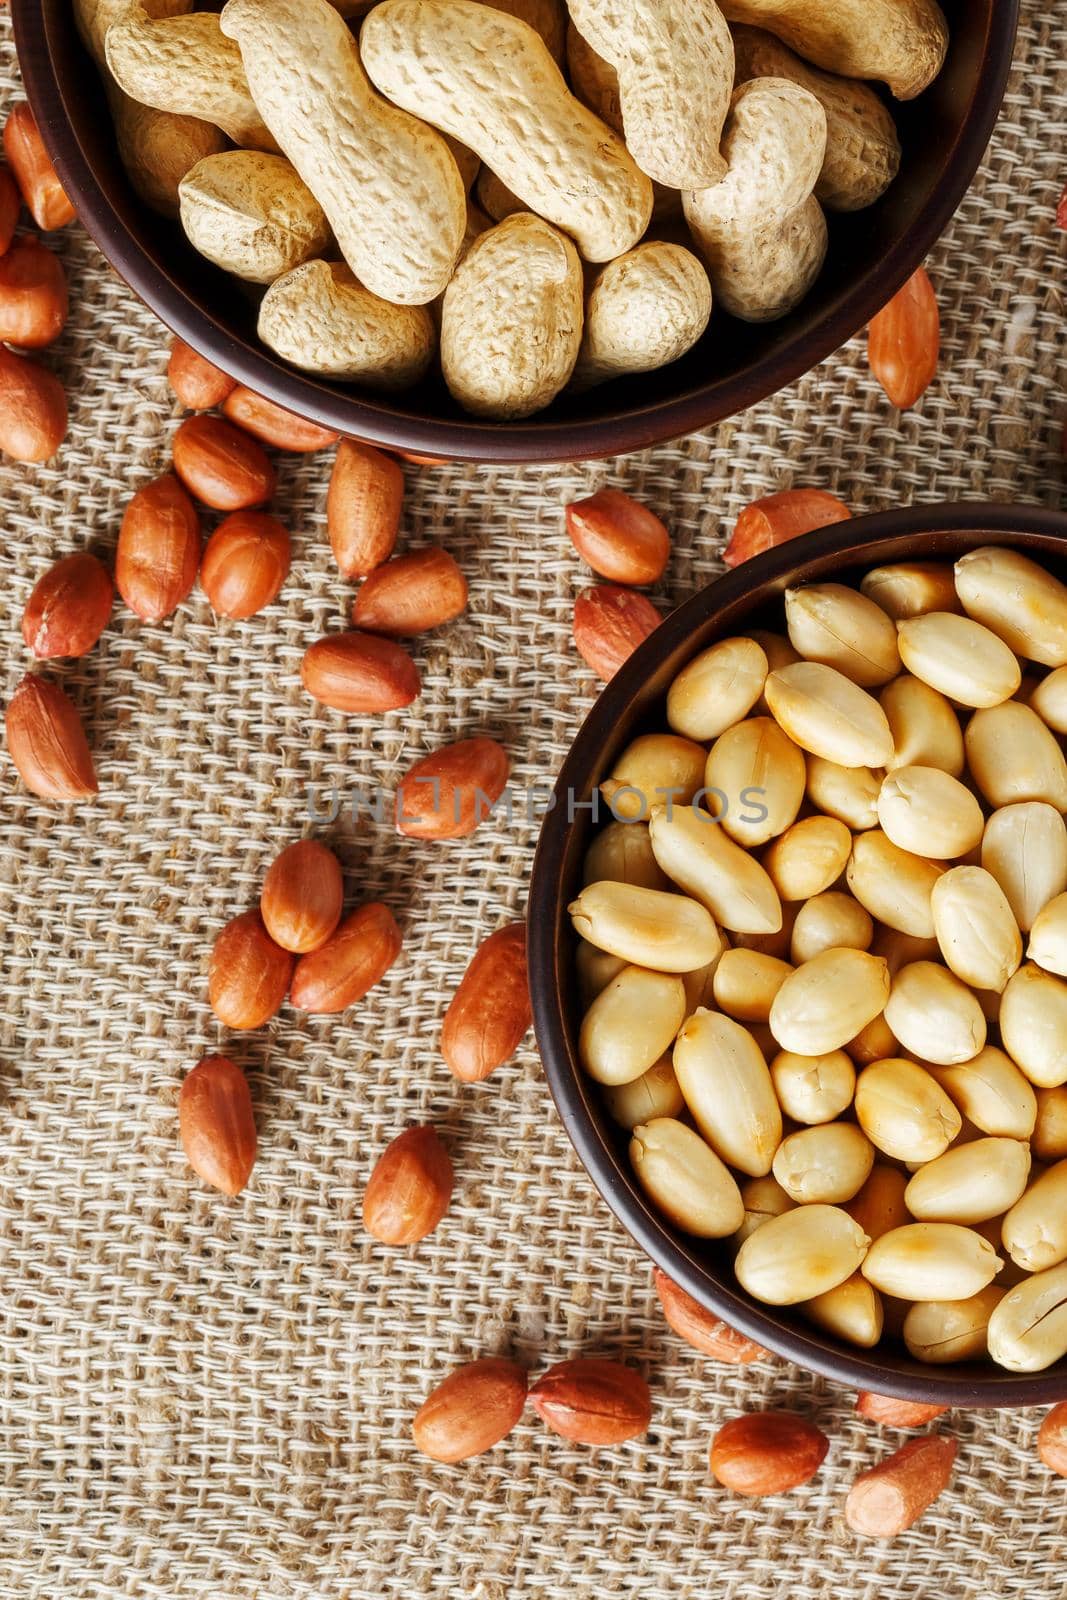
[
  {"left": 529, "top": 503, "right": 1067, "bottom": 1406},
  {"left": 15, "top": 0, "right": 1016, "bottom": 463}
]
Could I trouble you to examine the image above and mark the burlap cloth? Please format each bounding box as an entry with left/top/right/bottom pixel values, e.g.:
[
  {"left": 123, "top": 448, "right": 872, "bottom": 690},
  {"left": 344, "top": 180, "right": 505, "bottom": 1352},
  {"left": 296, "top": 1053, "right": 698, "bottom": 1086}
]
[{"left": 2, "top": 7, "right": 1066, "bottom": 1596}]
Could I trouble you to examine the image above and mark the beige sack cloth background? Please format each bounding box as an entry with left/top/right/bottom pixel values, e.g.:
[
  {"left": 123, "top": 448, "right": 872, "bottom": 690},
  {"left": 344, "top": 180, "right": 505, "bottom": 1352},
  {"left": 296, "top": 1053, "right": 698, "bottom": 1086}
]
[{"left": 1, "top": 5, "right": 1066, "bottom": 1595}]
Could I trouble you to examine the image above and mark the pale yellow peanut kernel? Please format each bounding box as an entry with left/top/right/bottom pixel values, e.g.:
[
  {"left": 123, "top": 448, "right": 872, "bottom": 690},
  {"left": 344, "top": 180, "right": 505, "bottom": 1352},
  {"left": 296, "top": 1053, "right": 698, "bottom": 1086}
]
[
  {"left": 630, "top": 1117, "right": 744, "bottom": 1237},
  {"left": 790, "top": 891, "right": 873, "bottom": 964},
  {"left": 861, "top": 561, "right": 960, "bottom": 621},
  {"left": 1029, "top": 666, "right": 1067, "bottom": 733},
  {"left": 883, "top": 960, "right": 986, "bottom": 1066},
  {"left": 578, "top": 965, "right": 687, "bottom": 1085},
  {"left": 648, "top": 803, "right": 783, "bottom": 935},
  {"left": 928, "top": 1046, "right": 1037, "bottom": 1140},
  {"left": 846, "top": 829, "right": 944, "bottom": 937},
  {"left": 930, "top": 866, "right": 1023, "bottom": 995},
  {"left": 772, "top": 1122, "right": 875, "bottom": 1205},
  {"left": 600, "top": 732, "right": 706, "bottom": 821},
  {"left": 762, "top": 814, "right": 852, "bottom": 901},
  {"left": 1001, "top": 1160, "right": 1067, "bottom": 1273},
  {"left": 896, "top": 610, "right": 1021, "bottom": 707},
  {"left": 861, "top": 1222, "right": 1002, "bottom": 1301},
  {"left": 568, "top": 880, "right": 722, "bottom": 972},
  {"left": 964, "top": 701, "right": 1067, "bottom": 810},
  {"left": 673, "top": 1008, "right": 782, "bottom": 1177},
  {"left": 846, "top": 1011, "right": 898, "bottom": 1066},
  {"left": 1027, "top": 893, "right": 1067, "bottom": 978},
  {"left": 903, "top": 1286, "right": 1005, "bottom": 1364},
  {"left": 1000, "top": 963, "right": 1067, "bottom": 1088},
  {"left": 846, "top": 1164, "right": 909, "bottom": 1243},
  {"left": 903, "top": 1137, "right": 1031, "bottom": 1224},
  {"left": 854, "top": 1057, "right": 962, "bottom": 1163},
  {"left": 804, "top": 1275, "right": 883, "bottom": 1349},
  {"left": 981, "top": 803, "right": 1067, "bottom": 933},
  {"left": 1033, "top": 1086, "right": 1067, "bottom": 1162},
  {"left": 734, "top": 1204, "right": 870, "bottom": 1306},
  {"left": 954, "top": 546, "right": 1067, "bottom": 668},
  {"left": 576, "top": 937, "right": 626, "bottom": 1004},
  {"left": 704, "top": 717, "right": 807, "bottom": 847},
  {"left": 582, "top": 820, "right": 670, "bottom": 890},
  {"left": 876, "top": 766, "right": 984, "bottom": 861},
  {"left": 880, "top": 674, "right": 964, "bottom": 775},
  {"left": 805, "top": 755, "right": 882, "bottom": 830},
  {"left": 666, "top": 636, "right": 768, "bottom": 741},
  {"left": 987, "top": 1262, "right": 1067, "bottom": 1371},
  {"left": 769, "top": 947, "right": 890, "bottom": 1055},
  {"left": 770, "top": 1048, "right": 856, "bottom": 1124},
  {"left": 712, "top": 948, "right": 793, "bottom": 1023},
  {"left": 764, "top": 661, "right": 895, "bottom": 768},
  {"left": 784, "top": 581, "right": 901, "bottom": 687},
  {"left": 732, "top": 1174, "right": 796, "bottom": 1247},
  {"left": 602, "top": 1055, "right": 684, "bottom": 1129}
]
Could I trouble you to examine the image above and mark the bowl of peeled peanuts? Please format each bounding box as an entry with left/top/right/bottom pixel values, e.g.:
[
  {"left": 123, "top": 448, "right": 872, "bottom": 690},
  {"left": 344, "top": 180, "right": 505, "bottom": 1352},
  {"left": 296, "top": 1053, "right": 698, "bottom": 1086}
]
[
  {"left": 529, "top": 503, "right": 1067, "bottom": 1404},
  {"left": 14, "top": 0, "right": 1016, "bottom": 460}
]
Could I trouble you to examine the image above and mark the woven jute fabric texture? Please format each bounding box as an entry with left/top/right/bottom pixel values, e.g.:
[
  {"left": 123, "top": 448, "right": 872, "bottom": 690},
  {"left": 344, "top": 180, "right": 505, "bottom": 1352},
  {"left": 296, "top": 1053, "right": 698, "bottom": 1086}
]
[{"left": 2, "top": 7, "right": 1067, "bottom": 1597}]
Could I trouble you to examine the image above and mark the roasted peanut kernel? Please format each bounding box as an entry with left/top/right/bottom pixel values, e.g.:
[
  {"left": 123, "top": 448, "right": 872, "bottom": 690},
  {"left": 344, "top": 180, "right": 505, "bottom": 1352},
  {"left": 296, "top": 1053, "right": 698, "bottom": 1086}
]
[
  {"left": 630, "top": 1117, "right": 745, "bottom": 1238},
  {"left": 762, "top": 814, "right": 851, "bottom": 901},
  {"left": 579, "top": 965, "right": 686, "bottom": 1085},
  {"left": 880, "top": 674, "right": 965, "bottom": 775},
  {"left": 1033, "top": 1086, "right": 1067, "bottom": 1162},
  {"left": 290, "top": 902, "right": 402, "bottom": 1013},
  {"left": 883, "top": 960, "right": 986, "bottom": 1067},
  {"left": 673, "top": 1009, "right": 782, "bottom": 1177},
  {"left": 847, "top": 1011, "right": 898, "bottom": 1066},
  {"left": 790, "top": 892, "right": 873, "bottom": 964},
  {"left": 769, "top": 948, "right": 890, "bottom": 1056},
  {"left": 772, "top": 1122, "right": 874, "bottom": 1205},
  {"left": 770, "top": 1049, "right": 856, "bottom": 1126},
  {"left": 965, "top": 702, "right": 1067, "bottom": 810},
  {"left": 929, "top": 1047, "right": 1038, "bottom": 1140},
  {"left": 904, "top": 1137, "right": 1031, "bottom": 1224},
  {"left": 1028, "top": 893, "right": 1067, "bottom": 977},
  {"left": 704, "top": 717, "right": 807, "bottom": 847},
  {"left": 784, "top": 582, "right": 901, "bottom": 687},
  {"left": 648, "top": 803, "right": 782, "bottom": 936},
  {"left": 1000, "top": 964, "right": 1067, "bottom": 1088},
  {"left": 764, "top": 661, "right": 895, "bottom": 768},
  {"left": 804, "top": 1275, "right": 883, "bottom": 1349},
  {"left": 583, "top": 820, "right": 670, "bottom": 891},
  {"left": 601, "top": 732, "right": 706, "bottom": 820},
  {"left": 1001, "top": 1161, "right": 1067, "bottom": 1273},
  {"left": 854, "top": 1058, "right": 961, "bottom": 1163},
  {"left": 712, "top": 949, "right": 793, "bottom": 1024},
  {"left": 861, "top": 562, "right": 960, "bottom": 622},
  {"left": 987, "top": 1262, "right": 1067, "bottom": 1371},
  {"left": 930, "top": 866, "right": 1023, "bottom": 995},
  {"left": 603, "top": 1056, "right": 684, "bottom": 1129},
  {"left": 847, "top": 829, "right": 943, "bottom": 938},
  {"left": 876, "top": 766, "right": 984, "bottom": 860},
  {"left": 528, "top": 1358, "right": 651, "bottom": 1447},
  {"left": 666, "top": 636, "right": 768, "bottom": 740},
  {"left": 896, "top": 610, "right": 1021, "bottom": 707},
  {"left": 954, "top": 546, "right": 1067, "bottom": 668},
  {"left": 982, "top": 803, "right": 1067, "bottom": 932},
  {"left": 861, "top": 1222, "right": 1002, "bottom": 1301},
  {"left": 805, "top": 755, "right": 882, "bottom": 830},
  {"left": 845, "top": 1435, "right": 958, "bottom": 1540},
  {"left": 22, "top": 552, "right": 113, "bottom": 660},
  {"left": 1029, "top": 666, "right": 1067, "bottom": 734},
  {"left": 569, "top": 879, "right": 722, "bottom": 973},
  {"left": 412, "top": 1358, "right": 527, "bottom": 1463},
  {"left": 902, "top": 1286, "right": 1006, "bottom": 1364},
  {"left": 200, "top": 511, "right": 290, "bottom": 619},
  {"left": 734, "top": 1204, "right": 870, "bottom": 1305},
  {"left": 846, "top": 1165, "right": 910, "bottom": 1243},
  {"left": 733, "top": 1174, "right": 796, "bottom": 1246}
]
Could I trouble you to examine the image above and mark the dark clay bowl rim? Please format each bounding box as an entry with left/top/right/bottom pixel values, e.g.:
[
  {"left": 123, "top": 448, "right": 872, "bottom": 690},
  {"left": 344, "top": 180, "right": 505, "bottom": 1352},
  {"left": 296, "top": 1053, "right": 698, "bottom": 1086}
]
[
  {"left": 528, "top": 501, "right": 1067, "bottom": 1407},
  {"left": 13, "top": 0, "right": 1019, "bottom": 463}
]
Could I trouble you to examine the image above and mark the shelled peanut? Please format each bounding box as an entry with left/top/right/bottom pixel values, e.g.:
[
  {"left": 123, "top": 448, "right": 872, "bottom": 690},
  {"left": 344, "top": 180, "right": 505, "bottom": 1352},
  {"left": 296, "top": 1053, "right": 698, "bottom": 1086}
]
[
  {"left": 88, "top": 0, "right": 948, "bottom": 417},
  {"left": 570, "top": 542, "right": 1067, "bottom": 1372}
]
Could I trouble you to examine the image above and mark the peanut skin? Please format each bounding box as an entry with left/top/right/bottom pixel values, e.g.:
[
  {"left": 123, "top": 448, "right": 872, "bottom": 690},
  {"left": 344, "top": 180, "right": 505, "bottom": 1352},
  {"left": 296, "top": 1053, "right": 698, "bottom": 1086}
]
[
  {"left": 360, "top": 0, "right": 652, "bottom": 262},
  {"left": 220, "top": 0, "right": 467, "bottom": 305}
]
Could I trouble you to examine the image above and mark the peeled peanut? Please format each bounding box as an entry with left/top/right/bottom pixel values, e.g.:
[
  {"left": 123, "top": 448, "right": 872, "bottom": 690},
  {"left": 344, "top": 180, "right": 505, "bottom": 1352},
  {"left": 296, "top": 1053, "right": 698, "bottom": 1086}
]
[
  {"left": 569, "top": 880, "right": 722, "bottom": 972},
  {"left": 930, "top": 866, "right": 1023, "bottom": 995},
  {"left": 862, "top": 1223, "right": 1002, "bottom": 1302},
  {"left": 870, "top": 927, "right": 940, "bottom": 976},
  {"left": 876, "top": 766, "right": 984, "bottom": 861},
  {"left": 790, "top": 892, "right": 873, "bottom": 965},
  {"left": 929, "top": 1047, "right": 1037, "bottom": 1140},
  {"left": 847, "top": 829, "right": 943, "bottom": 938},
  {"left": 712, "top": 949, "right": 793, "bottom": 1024},
  {"left": 602, "top": 733, "right": 707, "bottom": 821},
  {"left": 784, "top": 583, "right": 901, "bottom": 687},
  {"left": 805, "top": 1275, "right": 883, "bottom": 1349},
  {"left": 861, "top": 562, "right": 960, "bottom": 621},
  {"left": 769, "top": 948, "right": 890, "bottom": 1055},
  {"left": 965, "top": 702, "right": 1067, "bottom": 810},
  {"left": 982, "top": 803, "right": 1067, "bottom": 933},
  {"left": 987, "top": 1263, "right": 1067, "bottom": 1371},
  {"left": 903, "top": 1287, "right": 1005, "bottom": 1364},
  {"left": 904, "top": 1137, "right": 1031, "bottom": 1225},
  {"left": 880, "top": 675, "right": 964, "bottom": 775},
  {"left": 673, "top": 1009, "right": 782, "bottom": 1177},
  {"left": 682, "top": 953, "right": 725, "bottom": 1016},
  {"left": 583, "top": 821, "right": 669, "bottom": 891},
  {"left": 954, "top": 546, "right": 1067, "bottom": 668},
  {"left": 666, "top": 637, "right": 768, "bottom": 741},
  {"left": 602, "top": 1056, "right": 684, "bottom": 1129},
  {"left": 579, "top": 965, "right": 686, "bottom": 1085},
  {"left": 763, "top": 815, "right": 851, "bottom": 901},
  {"left": 1033, "top": 1087, "right": 1067, "bottom": 1162},
  {"left": 576, "top": 938, "right": 626, "bottom": 1004},
  {"left": 1001, "top": 1161, "right": 1067, "bottom": 1273},
  {"left": 1029, "top": 667, "right": 1067, "bottom": 734},
  {"left": 846, "top": 1165, "right": 909, "bottom": 1243},
  {"left": 884, "top": 960, "right": 986, "bottom": 1066},
  {"left": 896, "top": 611, "right": 1021, "bottom": 708},
  {"left": 1000, "top": 964, "right": 1067, "bottom": 1088},
  {"left": 648, "top": 802, "right": 782, "bottom": 935},
  {"left": 704, "top": 717, "right": 806, "bottom": 846},
  {"left": 734, "top": 1204, "right": 870, "bottom": 1306},
  {"left": 750, "top": 631, "right": 801, "bottom": 704},
  {"left": 733, "top": 1174, "right": 796, "bottom": 1245},
  {"left": 773, "top": 1122, "right": 874, "bottom": 1205},
  {"left": 1029, "top": 894, "right": 1067, "bottom": 977},
  {"left": 630, "top": 1117, "right": 744, "bottom": 1237},
  {"left": 847, "top": 1011, "right": 897, "bottom": 1066},
  {"left": 770, "top": 1049, "right": 855, "bottom": 1125},
  {"left": 764, "top": 662, "right": 894, "bottom": 768},
  {"left": 854, "top": 1058, "right": 962, "bottom": 1163}
]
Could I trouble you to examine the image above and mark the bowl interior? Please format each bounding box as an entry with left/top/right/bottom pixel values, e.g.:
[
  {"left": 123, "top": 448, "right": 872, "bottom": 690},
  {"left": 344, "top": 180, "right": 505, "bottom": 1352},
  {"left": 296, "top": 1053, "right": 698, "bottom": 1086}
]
[
  {"left": 15, "top": 0, "right": 1016, "bottom": 460},
  {"left": 529, "top": 503, "right": 1067, "bottom": 1406}
]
